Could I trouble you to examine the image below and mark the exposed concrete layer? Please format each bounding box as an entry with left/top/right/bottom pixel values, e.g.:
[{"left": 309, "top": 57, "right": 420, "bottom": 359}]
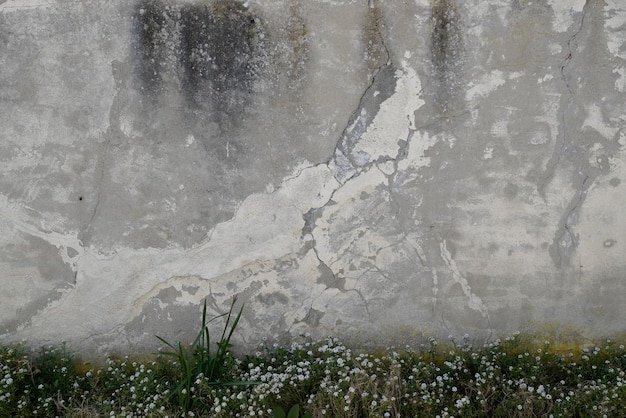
[{"left": 1, "top": 0, "right": 625, "bottom": 355}]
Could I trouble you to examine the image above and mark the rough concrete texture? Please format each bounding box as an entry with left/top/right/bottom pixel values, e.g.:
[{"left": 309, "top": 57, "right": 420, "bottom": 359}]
[{"left": 1, "top": 0, "right": 625, "bottom": 355}]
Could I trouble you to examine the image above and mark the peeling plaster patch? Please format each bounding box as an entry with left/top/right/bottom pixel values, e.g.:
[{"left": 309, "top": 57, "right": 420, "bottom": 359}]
[
  {"left": 440, "top": 240, "right": 489, "bottom": 318},
  {"left": 119, "top": 114, "right": 139, "bottom": 138},
  {"left": 583, "top": 104, "right": 618, "bottom": 138},
  {"left": 614, "top": 67, "right": 626, "bottom": 92},
  {"left": 133, "top": 276, "right": 212, "bottom": 316},
  {"left": 605, "top": 0, "right": 626, "bottom": 59},
  {"left": 277, "top": 163, "right": 340, "bottom": 213},
  {"left": 538, "top": 73, "right": 554, "bottom": 85},
  {"left": 547, "top": 0, "right": 586, "bottom": 33},
  {"left": 330, "top": 63, "right": 398, "bottom": 184},
  {"left": 466, "top": 70, "right": 506, "bottom": 102},
  {"left": 490, "top": 120, "right": 509, "bottom": 138},
  {"left": 313, "top": 168, "right": 389, "bottom": 267},
  {"left": 351, "top": 62, "right": 424, "bottom": 163},
  {"left": 0, "top": 197, "right": 83, "bottom": 271},
  {"left": 6, "top": 161, "right": 339, "bottom": 344},
  {"left": 431, "top": 270, "right": 439, "bottom": 297},
  {"left": 397, "top": 131, "right": 440, "bottom": 173}
]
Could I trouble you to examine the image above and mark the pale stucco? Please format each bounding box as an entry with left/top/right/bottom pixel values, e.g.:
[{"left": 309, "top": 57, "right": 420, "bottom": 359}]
[{"left": 0, "top": 0, "right": 625, "bottom": 356}]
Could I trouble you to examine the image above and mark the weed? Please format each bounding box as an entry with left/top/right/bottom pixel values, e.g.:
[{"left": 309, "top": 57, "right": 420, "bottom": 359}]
[
  {"left": 155, "top": 296, "right": 256, "bottom": 412},
  {"left": 271, "top": 403, "right": 313, "bottom": 418},
  {"left": 3, "top": 327, "right": 626, "bottom": 417}
]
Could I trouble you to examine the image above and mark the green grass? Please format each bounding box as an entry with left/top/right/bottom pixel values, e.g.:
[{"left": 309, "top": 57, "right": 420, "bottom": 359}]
[
  {"left": 2, "top": 320, "right": 626, "bottom": 417},
  {"left": 155, "top": 296, "right": 257, "bottom": 413}
]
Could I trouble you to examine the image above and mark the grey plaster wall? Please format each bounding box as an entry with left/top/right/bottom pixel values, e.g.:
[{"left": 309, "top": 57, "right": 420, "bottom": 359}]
[{"left": 1, "top": 0, "right": 625, "bottom": 355}]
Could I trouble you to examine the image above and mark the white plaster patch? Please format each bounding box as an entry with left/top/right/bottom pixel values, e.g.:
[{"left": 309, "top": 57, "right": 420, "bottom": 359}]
[
  {"left": 547, "top": 0, "right": 586, "bottom": 33},
  {"left": 582, "top": 104, "right": 618, "bottom": 138},
  {"left": 397, "top": 131, "right": 440, "bottom": 173},
  {"left": 440, "top": 240, "right": 489, "bottom": 318},
  {"left": 538, "top": 74, "right": 554, "bottom": 85},
  {"left": 0, "top": 196, "right": 83, "bottom": 269},
  {"left": 548, "top": 43, "right": 562, "bottom": 55},
  {"left": 530, "top": 131, "right": 550, "bottom": 145},
  {"left": 605, "top": 1, "right": 626, "bottom": 59},
  {"left": 466, "top": 70, "right": 506, "bottom": 102},
  {"left": 614, "top": 67, "right": 626, "bottom": 92},
  {"left": 278, "top": 163, "right": 340, "bottom": 213},
  {"left": 351, "top": 59, "right": 424, "bottom": 163},
  {"left": 534, "top": 95, "right": 561, "bottom": 148},
  {"left": 490, "top": 120, "right": 509, "bottom": 138},
  {"left": 4, "top": 162, "right": 342, "bottom": 343},
  {"left": 314, "top": 168, "right": 388, "bottom": 267}
]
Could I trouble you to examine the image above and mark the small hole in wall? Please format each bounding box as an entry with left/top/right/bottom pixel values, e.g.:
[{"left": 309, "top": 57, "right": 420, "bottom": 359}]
[{"left": 79, "top": 196, "right": 83, "bottom": 201}]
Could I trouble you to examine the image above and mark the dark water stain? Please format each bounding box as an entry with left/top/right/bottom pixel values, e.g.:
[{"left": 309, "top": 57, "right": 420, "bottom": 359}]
[
  {"left": 132, "top": 0, "right": 172, "bottom": 95},
  {"left": 132, "top": 0, "right": 268, "bottom": 116},
  {"left": 179, "top": 1, "right": 267, "bottom": 111},
  {"left": 282, "top": 0, "right": 309, "bottom": 89},
  {"left": 430, "top": 0, "right": 463, "bottom": 113},
  {"left": 363, "top": 0, "right": 387, "bottom": 71}
]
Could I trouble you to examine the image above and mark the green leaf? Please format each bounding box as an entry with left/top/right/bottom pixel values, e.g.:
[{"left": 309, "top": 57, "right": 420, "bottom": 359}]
[
  {"left": 287, "top": 404, "right": 300, "bottom": 418},
  {"left": 271, "top": 406, "right": 286, "bottom": 418}
]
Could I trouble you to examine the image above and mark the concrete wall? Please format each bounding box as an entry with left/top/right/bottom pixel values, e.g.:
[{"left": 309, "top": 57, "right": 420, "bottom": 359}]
[{"left": 1, "top": 0, "right": 625, "bottom": 355}]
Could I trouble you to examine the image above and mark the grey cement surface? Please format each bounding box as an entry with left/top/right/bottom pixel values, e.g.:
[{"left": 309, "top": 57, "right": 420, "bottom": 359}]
[{"left": 0, "top": 0, "right": 625, "bottom": 356}]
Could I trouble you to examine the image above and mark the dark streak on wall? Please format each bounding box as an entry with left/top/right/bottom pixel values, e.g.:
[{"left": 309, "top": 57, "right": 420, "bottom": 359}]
[
  {"left": 131, "top": 0, "right": 267, "bottom": 116},
  {"left": 363, "top": 0, "right": 387, "bottom": 72},
  {"left": 284, "top": 0, "right": 309, "bottom": 90},
  {"left": 132, "top": 0, "right": 171, "bottom": 95},
  {"left": 430, "top": 0, "right": 463, "bottom": 113},
  {"left": 179, "top": 1, "right": 267, "bottom": 112}
]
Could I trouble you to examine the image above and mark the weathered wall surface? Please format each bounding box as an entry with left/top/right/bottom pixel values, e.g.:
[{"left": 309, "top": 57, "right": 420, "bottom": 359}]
[{"left": 1, "top": 0, "right": 625, "bottom": 355}]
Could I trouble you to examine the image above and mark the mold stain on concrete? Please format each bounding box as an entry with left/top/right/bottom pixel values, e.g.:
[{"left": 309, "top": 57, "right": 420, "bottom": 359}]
[
  {"left": 284, "top": 0, "right": 309, "bottom": 89},
  {"left": 131, "top": 0, "right": 268, "bottom": 120},
  {"left": 179, "top": 1, "right": 266, "bottom": 110},
  {"left": 132, "top": 0, "right": 175, "bottom": 96},
  {"left": 363, "top": 0, "right": 388, "bottom": 72},
  {"left": 430, "top": 0, "right": 463, "bottom": 114}
]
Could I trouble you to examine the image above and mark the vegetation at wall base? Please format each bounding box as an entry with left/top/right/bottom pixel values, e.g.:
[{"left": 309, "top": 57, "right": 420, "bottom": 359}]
[
  {"left": 2, "top": 301, "right": 626, "bottom": 417},
  {"left": 2, "top": 332, "right": 626, "bottom": 417},
  {"left": 155, "top": 296, "right": 257, "bottom": 413}
]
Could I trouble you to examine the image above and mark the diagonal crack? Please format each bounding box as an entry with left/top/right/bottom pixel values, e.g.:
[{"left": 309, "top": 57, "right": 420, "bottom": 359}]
[
  {"left": 537, "top": 0, "right": 589, "bottom": 198},
  {"left": 541, "top": 0, "right": 594, "bottom": 268},
  {"left": 329, "top": 0, "right": 394, "bottom": 184}
]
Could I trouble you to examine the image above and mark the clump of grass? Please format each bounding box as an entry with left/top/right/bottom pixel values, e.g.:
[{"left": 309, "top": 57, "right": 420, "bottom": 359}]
[
  {"left": 2, "top": 327, "right": 626, "bottom": 417},
  {"left": 156, "top": 296, "right": 257, "bottom": 412}
]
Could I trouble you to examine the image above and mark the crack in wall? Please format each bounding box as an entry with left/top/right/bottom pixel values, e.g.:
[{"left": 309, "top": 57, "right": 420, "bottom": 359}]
[
  {"left": 300, "top": 3, "right": 398, "bottom": 296},
  {"left": 330, "top": 63, "right": 397, "bottom": 184},
  {"left": 329, "top": 0, "right": 393, "bottom": 185},
  {"left": 549, "top": 174, "right": 591, "bottom": 268},
  {"left": 538, "top": 0, "right": 589, "bottom": 198},
  {"left": 78, "top": 62, "right": 127, "bottom": 249},
  {"left": 543, "top": 0, "right": 594, "bottom": 268}
]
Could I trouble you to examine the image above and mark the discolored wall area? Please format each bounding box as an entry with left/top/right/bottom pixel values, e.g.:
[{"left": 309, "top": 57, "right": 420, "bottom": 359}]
[{"left": 0, "top": 0, "right": 625, "bottom": 355}]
